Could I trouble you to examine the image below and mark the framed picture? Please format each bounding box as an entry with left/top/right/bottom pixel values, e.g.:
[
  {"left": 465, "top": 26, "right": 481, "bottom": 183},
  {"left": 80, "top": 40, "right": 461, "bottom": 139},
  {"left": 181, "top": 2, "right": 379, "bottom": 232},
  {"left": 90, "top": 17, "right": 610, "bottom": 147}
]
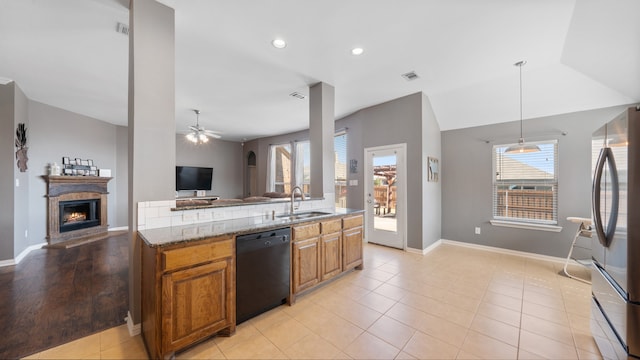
[
  {"left": 62, "top": 157, "right": 70, "bottom": 165},
  {"left": 90, "top": 166, "right": 97, "bottom": 171},
  {"left": 87, "top": 159, "right": 93, "bottom": 166},
  {"left": 75, "top": 158, "right": 82, "bottom": 165},
  {"left": 81, "top": 160, "right": 89, "bottom": 166},
  {"left": 428, "top": 157, "right": 439, "bottom": 182}
]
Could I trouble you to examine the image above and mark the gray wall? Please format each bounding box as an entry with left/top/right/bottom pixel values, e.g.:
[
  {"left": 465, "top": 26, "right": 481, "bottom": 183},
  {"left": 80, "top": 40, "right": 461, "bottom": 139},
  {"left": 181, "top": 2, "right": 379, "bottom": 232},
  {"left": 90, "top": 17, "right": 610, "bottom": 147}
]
[
  {"left": 28, "top": 100, "right": 125, "bottom": 245},
  {"left": 115, "top": 125, "right": 129, "bottom": 227},
  {"left": 441, "top": 105, "right": 630, "bottom": 257},
  {"left": 176, "top": 135, "right": 243, "bottom": 199},
  {"left": 245, "top": 92, "right": 442, "bottom": 250},
  {"left": 13, "top": 84, "right": 29, "bottom": 257},
  {"left": 0, "top": 83, "right": 16, "bottom": 260},
  {"left": 421, "top": 94, "right": 442, "bottom": 249},
  {"left": 244, "top": 128, "right": 309, "bottom": 198},
  {"left": 128, "top": 0, "right": 176, "bottom": 324},
  {"left": 340, "top": 93, "right": 426, "bottom": 250}
]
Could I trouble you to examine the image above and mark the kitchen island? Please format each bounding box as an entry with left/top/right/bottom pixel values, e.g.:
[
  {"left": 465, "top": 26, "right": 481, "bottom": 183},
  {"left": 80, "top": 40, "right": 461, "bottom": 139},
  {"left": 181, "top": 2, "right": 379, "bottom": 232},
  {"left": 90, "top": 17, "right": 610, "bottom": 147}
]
[{"left": 139, "top": 209, "right": 364, "bottom": 359}]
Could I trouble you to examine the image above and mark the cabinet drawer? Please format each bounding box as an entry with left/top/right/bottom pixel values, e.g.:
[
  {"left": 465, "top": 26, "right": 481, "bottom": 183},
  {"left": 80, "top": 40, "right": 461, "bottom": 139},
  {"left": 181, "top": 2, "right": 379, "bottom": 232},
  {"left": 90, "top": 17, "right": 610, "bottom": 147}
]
[
  {"left": 321, "top": 219, "right": 342, "bottom": 234},
  {"left": 292, "top": 223, "right": 320, "bottom": 241},
  {"left": 162, "top": 238, "right": 233, "bottom": 272},
  {"left": 343, "top": 215, "right": 363, "bottom": 229}
]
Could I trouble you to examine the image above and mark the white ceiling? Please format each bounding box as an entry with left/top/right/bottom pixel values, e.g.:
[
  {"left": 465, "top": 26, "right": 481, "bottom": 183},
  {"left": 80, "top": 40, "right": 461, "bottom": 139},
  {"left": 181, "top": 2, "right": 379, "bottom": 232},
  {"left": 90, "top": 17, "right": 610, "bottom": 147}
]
[{"left": 1, "top": 0, "right": 638, "bottom": 141}]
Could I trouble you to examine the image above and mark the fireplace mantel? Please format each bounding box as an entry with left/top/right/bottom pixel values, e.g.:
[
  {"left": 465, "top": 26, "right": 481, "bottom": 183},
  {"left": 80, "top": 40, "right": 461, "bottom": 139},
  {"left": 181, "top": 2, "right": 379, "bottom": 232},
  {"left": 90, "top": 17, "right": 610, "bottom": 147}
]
[{"left": 43, "top": 176, "right": 112, "bottom": 248}]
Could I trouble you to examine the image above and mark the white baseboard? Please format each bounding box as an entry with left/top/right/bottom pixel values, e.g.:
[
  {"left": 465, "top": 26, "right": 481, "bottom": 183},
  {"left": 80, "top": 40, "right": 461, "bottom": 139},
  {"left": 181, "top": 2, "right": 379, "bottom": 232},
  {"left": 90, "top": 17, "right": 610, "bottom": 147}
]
[
  {"left": 0, "top": 259, "right": 15, "bottom": 267},
  {"left": 125, "top": 311, "right": 141, "bottom": 336},
  {"left": 440, "top": 239, "right": 566, "bottom": 264},
  {"left": 0, "top": 242, "right": 47, "bottom": 268},
  {"left": 406, "top": 239, "right": 442, "bottom": 255},
  {"left": 109, "top": 226, "right": 129, "bottom": 232}
]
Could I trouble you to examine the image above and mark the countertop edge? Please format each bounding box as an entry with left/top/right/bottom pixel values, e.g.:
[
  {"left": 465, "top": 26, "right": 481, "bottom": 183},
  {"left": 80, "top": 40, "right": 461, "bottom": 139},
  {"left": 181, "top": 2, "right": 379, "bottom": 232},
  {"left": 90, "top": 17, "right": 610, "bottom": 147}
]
[{"left": 139, "top": 209, "right": 364, "bottom": 248}]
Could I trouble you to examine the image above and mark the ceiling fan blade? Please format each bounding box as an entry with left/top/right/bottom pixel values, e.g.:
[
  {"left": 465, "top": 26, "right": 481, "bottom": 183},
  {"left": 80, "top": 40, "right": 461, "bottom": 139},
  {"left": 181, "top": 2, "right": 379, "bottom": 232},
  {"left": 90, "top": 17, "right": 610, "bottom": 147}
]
[
  {"left": 204, "top": 132, "right": 222, "bottom": 139},
  {"left": 203, "top": 129, "right": 222, "bottom": 134}
]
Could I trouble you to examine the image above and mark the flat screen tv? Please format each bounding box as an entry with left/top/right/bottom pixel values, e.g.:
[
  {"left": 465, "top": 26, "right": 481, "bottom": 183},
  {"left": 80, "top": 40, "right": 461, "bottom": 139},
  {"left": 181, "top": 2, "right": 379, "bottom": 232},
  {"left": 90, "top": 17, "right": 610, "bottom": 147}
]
[{"left": 176, "top": 166, "right": 213, "bottom": 191}]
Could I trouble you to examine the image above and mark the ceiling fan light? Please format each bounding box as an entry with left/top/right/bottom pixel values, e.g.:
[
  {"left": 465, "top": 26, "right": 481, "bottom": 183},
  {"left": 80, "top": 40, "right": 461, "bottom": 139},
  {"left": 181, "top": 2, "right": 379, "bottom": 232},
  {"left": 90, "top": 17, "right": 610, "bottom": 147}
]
[
  {"left": 199, "top": 134, "right": 209, "bottom": 143},
  {"left": 186, "top": 133, "right": 197, "bottom": 143}
]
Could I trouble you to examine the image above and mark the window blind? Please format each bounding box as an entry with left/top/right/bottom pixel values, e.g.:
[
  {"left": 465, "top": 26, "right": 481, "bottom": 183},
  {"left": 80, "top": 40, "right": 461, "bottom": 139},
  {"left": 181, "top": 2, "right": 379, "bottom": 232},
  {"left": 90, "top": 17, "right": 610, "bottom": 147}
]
[{"left": 493, "top": 139, "right": 558, "bottom": 224}]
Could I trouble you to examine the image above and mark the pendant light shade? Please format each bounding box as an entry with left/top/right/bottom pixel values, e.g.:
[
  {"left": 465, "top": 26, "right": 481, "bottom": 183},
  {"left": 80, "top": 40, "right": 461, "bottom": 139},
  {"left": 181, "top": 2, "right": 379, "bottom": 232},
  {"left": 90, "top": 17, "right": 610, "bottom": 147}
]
[{"left": 505, "top": 61, "right": 540, "bottom": 154}]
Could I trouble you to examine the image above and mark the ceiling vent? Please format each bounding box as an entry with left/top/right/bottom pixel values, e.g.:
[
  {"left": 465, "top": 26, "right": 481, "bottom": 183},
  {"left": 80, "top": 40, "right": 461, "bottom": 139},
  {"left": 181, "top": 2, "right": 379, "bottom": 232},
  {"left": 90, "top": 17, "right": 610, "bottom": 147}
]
[
  {"left": 401, "top": 71, "right": 419, "bottom": 81},
  {"left": 289, "top": 92, "right": 307, "bottom": 100},
  {"left": 116, "top": 22, "right": 129, "bottom": 36}
]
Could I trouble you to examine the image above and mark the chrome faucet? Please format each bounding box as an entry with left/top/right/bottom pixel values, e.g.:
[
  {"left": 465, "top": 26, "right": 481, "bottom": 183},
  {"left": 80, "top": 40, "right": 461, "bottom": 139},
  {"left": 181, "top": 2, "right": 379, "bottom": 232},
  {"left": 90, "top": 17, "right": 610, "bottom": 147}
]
[{"left": 290, "top": 186, "right": 305, "bottom": 214}]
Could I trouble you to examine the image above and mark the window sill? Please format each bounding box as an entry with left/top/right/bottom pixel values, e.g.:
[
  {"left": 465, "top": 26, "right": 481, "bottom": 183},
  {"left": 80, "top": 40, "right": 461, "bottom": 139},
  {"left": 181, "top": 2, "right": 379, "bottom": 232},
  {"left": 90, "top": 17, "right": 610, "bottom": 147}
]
[{"left": 490, "top": 220, "right": 562, "bottom": 232}]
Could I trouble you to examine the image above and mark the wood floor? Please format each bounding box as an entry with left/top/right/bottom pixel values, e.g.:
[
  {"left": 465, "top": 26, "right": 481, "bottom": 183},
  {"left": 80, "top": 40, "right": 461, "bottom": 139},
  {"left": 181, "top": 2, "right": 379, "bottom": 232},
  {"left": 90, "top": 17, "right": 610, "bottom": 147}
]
[{"left": 0, "top": 232, "right": 129, "bottom": 359}]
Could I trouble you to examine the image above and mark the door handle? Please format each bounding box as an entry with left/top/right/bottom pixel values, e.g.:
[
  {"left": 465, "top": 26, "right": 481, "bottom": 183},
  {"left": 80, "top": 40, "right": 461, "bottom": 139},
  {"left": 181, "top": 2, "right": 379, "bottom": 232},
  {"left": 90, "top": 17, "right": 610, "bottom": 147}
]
[{"left": 592, "top": 147, "right": 619, "bottom": 247}]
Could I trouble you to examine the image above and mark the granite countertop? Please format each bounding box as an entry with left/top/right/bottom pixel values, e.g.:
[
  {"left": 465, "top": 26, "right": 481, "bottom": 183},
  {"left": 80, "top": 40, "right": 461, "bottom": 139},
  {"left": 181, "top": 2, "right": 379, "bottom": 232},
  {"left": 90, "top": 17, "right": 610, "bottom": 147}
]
[
  {"left": 139, "top": 208, "right": 364, "bottom": 247},
  {"left": 172, "top": 197, "right": 325, "bottom": 211}
]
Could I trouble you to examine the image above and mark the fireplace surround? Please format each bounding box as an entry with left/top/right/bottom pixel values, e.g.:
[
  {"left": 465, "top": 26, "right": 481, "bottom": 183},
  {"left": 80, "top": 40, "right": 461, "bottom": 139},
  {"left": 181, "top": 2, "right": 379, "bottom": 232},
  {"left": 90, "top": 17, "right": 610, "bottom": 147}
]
[{"left": 43, "top": 175, "right": 112, "bottom": 247}]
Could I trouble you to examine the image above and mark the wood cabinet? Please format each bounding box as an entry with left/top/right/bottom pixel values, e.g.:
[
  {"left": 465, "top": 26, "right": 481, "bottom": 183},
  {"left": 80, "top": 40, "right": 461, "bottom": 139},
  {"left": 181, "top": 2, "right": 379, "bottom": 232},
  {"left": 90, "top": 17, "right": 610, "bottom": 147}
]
[
  {"left": 291, "top": 223, "right": 321, "bottom": 294},
  {"left": 320, "top": 219, "right": 342, "bottom": 281},
  {"left": 141, "top": 236, "right": 235, "bottom": 360},
  {"left": 291, "top": 214, "right": 364, "bottom": 301},
  {"left": 342, "top": 215, "right": 364, "bottom": 271}
]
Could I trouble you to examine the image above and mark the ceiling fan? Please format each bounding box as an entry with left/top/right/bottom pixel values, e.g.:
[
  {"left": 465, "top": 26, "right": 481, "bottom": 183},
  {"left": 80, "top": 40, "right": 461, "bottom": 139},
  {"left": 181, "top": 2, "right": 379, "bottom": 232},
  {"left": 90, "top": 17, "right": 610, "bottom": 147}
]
[{"left": 186, "top": 109, "right": 221, "bottom": 144}]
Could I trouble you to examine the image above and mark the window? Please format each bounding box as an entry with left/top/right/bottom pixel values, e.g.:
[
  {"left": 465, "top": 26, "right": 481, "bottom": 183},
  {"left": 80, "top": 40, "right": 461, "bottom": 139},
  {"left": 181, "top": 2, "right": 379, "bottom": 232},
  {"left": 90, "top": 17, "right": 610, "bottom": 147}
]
[
  {"left": 294, "top": 141, "right": 311, "bottom": 194},
  {"left": 334, "top": 131, "right": 348, "bottom": 209},
  {"left": 493, "top": 140, "right": 558, "bottom": 225},
  {"left": 267, "top": 133, "right": 348, "bottom": 202},
  {"left": 267, "top": 143, "right": 292, "bottom": 194}
]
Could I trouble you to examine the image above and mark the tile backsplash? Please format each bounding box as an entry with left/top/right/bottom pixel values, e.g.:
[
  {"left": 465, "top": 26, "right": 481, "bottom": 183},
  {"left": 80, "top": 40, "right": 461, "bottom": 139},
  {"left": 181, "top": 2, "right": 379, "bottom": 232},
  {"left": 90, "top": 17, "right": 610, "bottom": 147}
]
[{"left": 137, "top": 196, "right": 335, "bottom": 230}]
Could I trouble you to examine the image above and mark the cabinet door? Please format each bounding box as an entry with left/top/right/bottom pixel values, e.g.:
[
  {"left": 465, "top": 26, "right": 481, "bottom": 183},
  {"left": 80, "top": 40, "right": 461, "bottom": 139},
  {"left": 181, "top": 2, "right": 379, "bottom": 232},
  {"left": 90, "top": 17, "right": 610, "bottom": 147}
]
[
  {"left": 162, "top": 257, "right": 234, "bottom": 353},
  {"left": 343, "top": 226, "right": 363, "bottom": 270},
  {"left": 321, "top": 232, "right": 342, "bottom": 281},
  {"left": 292, "top": 236, "right": 321, "bottom": 294}
]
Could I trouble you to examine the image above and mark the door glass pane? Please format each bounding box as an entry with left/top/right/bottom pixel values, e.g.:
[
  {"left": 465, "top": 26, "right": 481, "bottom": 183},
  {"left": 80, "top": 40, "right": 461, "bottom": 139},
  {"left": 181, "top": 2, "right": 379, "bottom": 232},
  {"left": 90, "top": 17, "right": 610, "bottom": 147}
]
[{"left": 372, "top": 153, "right": 397, "bottom": 232}]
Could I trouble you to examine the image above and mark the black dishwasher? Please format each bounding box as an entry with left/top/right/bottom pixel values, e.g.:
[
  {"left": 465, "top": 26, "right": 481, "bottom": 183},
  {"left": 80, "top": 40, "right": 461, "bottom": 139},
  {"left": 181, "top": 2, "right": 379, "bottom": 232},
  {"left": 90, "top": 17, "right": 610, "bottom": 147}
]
[{"left": 236, "top": 227, "right": 290, "bottom": 324}]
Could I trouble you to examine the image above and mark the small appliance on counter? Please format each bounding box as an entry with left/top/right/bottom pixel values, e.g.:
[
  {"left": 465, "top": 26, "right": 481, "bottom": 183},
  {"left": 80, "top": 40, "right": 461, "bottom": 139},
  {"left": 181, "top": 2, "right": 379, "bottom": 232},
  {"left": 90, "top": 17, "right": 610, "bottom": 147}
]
[{"left": 590, "top": 106, "right": 640, "bottom": 359}]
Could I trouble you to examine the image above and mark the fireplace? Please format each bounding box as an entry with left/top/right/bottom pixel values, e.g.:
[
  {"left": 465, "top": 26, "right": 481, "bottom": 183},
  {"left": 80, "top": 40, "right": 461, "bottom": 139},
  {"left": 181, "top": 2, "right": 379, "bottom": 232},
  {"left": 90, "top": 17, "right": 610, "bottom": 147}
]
[
  {"left": 43, "top": 175, "right": 112, "bottom": 247},
  {"left": 59, "top": 199, "right": 101, "bottom": 233}
]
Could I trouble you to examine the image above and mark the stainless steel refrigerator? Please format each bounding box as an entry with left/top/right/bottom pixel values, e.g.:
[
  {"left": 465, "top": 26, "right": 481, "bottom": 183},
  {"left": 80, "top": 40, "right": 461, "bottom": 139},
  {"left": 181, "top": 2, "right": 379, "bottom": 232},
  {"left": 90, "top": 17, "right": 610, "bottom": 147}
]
[{"left": 591, "top": 106, "right": 640, "bottom": 359}]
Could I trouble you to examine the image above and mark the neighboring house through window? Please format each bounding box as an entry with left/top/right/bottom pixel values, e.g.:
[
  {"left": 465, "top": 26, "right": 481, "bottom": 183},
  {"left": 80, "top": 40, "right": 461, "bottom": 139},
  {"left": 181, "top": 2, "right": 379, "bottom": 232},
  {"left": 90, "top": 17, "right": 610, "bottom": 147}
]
[{"left": 493, "top": 140, "right": 558, "bottom": 224}]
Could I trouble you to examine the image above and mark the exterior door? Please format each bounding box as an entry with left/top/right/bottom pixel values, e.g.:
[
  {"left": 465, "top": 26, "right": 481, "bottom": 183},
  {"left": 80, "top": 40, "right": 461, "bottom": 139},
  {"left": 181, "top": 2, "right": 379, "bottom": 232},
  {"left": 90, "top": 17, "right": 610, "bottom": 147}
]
[{"left": 364, "top": 144, "right": 406, "bottom": 249}]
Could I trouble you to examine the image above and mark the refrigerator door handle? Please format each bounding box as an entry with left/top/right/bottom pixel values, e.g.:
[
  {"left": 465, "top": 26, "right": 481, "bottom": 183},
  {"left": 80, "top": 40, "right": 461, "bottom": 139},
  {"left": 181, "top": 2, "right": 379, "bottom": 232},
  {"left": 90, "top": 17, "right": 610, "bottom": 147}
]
[{"left": 592, "top": 147, "right": 619, "bottom": 247}]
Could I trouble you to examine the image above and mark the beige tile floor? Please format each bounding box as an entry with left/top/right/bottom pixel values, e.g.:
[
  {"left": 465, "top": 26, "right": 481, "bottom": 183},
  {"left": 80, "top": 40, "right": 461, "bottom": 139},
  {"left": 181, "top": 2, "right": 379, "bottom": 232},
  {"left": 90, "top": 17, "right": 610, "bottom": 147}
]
[{"left": 23, "top": 242, "right": 601, "bottom": 359}]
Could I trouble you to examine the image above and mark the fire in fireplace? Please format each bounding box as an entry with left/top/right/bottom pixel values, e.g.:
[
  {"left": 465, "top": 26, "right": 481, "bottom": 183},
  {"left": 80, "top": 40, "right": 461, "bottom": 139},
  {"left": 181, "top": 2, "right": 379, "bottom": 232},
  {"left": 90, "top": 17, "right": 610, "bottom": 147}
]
[{"left": 59, "top": 199, "right": 101, "bottom": 233}]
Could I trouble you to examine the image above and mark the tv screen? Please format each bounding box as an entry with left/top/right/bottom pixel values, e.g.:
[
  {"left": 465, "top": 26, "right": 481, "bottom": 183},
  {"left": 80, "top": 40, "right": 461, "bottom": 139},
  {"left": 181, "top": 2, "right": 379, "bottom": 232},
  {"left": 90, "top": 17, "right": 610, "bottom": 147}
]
[{"left": 176, "top": 166, "right": 213, "bottom": 191}]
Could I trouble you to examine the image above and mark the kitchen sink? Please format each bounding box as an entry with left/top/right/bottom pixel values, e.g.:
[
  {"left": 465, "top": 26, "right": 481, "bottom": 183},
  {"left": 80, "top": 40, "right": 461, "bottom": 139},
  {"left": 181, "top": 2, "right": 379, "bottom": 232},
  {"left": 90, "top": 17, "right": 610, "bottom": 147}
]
[{"left": 276, "top": 211, "right": 331, "bottom": 220}]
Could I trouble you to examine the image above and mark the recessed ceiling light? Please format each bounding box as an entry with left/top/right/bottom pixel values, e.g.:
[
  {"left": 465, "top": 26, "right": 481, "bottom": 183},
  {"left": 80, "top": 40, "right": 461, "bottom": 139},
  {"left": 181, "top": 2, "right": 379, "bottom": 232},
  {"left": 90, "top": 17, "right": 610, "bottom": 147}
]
[
  {"left": 351, "top": 47, "right": 364, "bottom": 56},
  {"left": 272, "top": 39, "right": 287, "bottom": 49}
]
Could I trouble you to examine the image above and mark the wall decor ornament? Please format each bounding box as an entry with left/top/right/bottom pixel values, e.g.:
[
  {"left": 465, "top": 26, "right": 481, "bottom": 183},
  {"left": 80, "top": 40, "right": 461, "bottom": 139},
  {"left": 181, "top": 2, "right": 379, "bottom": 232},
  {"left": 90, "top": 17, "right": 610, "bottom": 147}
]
[
  {"left": 428, "top": 156, "right": 439, "bottom": 182},
  {"left": 15, "top": 123, "right": 28, "bottom": 172}
]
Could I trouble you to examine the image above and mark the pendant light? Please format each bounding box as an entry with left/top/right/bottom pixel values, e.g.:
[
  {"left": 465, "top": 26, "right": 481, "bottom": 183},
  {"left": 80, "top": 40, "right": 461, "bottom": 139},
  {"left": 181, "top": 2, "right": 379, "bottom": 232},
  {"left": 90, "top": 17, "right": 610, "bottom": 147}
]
[{"left": 505, "top": 61, "right": 540, "bottom": 154}]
